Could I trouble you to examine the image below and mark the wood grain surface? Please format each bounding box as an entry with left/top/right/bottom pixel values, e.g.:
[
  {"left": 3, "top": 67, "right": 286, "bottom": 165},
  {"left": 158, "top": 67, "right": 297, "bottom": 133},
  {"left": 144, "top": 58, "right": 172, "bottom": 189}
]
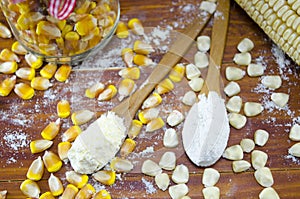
[{"left": 1, "top": 0, "right": 300, "bottom": 198}]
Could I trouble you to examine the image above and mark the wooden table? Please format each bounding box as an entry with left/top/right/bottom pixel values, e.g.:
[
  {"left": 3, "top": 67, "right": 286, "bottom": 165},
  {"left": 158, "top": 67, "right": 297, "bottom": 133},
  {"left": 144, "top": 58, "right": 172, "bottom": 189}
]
[{"left": 1, "top": 0, "right": 300, "bottom": 198}]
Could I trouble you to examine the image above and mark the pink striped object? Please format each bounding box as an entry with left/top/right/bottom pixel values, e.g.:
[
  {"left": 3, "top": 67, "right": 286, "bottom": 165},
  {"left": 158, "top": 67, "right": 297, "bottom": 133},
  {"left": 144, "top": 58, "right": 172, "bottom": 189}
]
[{"left": 48, "top": 0, "right": 76, "bottom": 20}]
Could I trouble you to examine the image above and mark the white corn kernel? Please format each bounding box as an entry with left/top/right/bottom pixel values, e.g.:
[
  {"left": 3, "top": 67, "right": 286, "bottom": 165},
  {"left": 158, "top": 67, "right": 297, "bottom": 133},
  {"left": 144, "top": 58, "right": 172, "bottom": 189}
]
[
  {"left": 199, "top": 1, "right": 217, "bottom": 14},
  {"left": 232, "top": 160, "right": 251, "bottom": 173},
  {"left": 141, "top": 159, "right": 162, "bottom": 177},
  {"left": 0, "top": 22, "right": 11, "bottom": 38},
  {"left": 202, "top": 168, "right": 220, "bottom": 187},
  {"left": 224, "top": 81, "right": 241, "bottom": 97},
  {"left": 186, "top": 63, "right": 201, "bottom": 80},
  {"left": 188, "top": 77, "right": 204, "bottom": 92},
  {"left": 288, "top": 143, "right": 300, "bottom": 157},
  {"left": 222, "top": 145, "right": 244, "bottom": 161},
  {"left": 0, "top": 190, "right": 7, "bottom": 198},
  {"left": 228, "top": 113, "right": 247, "bottom": 129},
  {"left": 237, "top": 38, "right": 254, "bottom": 52},
  {"left": 225, "top": 67, "right": 245, "bottom": 81},
  {"left": 254, "top": 129, "right": 269, "bottom": 146},
  {"left": 182, "top": 91, "right": 197, "bottom": 106},
  {"left": 244, "top": 102, "right": 264, "bottom": 117},
  {"left": 261, "top": 75, "right": 282, "bottom": 90},
  {"left": 110, "top": 157, "right": 134, "bottom": 173},
  {"left": 226, "top": 95, "right": 242, "bottom": 113},
  {"left": 233, "top": 52, "right": 251, "bottom": 65},
  {"left": 155, "top": 173, "right": 170, "bottom": 191},
  {"left": 259, "top": 187, "right": 280, "bottom": 199},
  {"left": 167, "top": 110, "right": 184, "bottom": 127},
  {"left": 271, "top": 92, "right": 289, "bottom": 107},
  {"left": 197, "top": 35, "right": 211, "bottom": 52},
  {"left": 240, "top": 138, "right": 255, "bottom": 153},
  {"left": 194, "top": 51, "right": 209, "bottom": 69},
  {"left": 159, "top": 151, "right": 176, "bottom": 171},
  {"left": 163, "top": 128, "right": 179, "bottom": 148},
  {"left": 251, "top": 150, "right": 268, "bottom": 170},
  {"left": 168, "top": 184, "right": 189, "bottom": 199},
  {"left": 172, "top": 164, "right": 189, "bottom": 184},
  {"left": 247, "top": 63, "right": 264, "bottom": 77},
  {"left": 289, "top": 124, "right": 300, "bottom": 141},
  {"left": 202, "top": 186, "right": 220, "bottom": 199},
  {"left": 254, "top": 167, "right": 274, "bottom": 187}
]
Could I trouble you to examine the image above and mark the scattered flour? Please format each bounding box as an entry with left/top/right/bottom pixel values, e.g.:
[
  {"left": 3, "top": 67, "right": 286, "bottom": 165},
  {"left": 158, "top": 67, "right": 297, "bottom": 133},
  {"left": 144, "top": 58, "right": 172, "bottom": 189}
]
[
  {"left": 3, "top": 131, "right": 29, "bottom": 151},
  {"left": 141, "top": 177, "right": 157, "bottom": 194}
]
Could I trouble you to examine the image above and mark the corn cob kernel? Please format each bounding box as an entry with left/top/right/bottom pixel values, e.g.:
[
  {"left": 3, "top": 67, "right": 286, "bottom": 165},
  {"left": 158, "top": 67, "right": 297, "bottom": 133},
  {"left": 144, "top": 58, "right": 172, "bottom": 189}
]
[
  {"left": 39, "top": 191, "right": 55, "bottom": 199},
  {"left": 26, "top": 156, "right": 44, "bottom": 181},
  {"left": 62, "top": 126, "right": 82, "bottom": 142},
  {"left": 41, "top": 119, "right": 61, "bottom": 140},
  {"left": 146, "top": 117, "right": 165, "bottom": 132},
  {"left": 121, "top": 48, "right": 134, "bottom": 68},
  {"left": 75, "top": 184, "right": 96, "bottom": 199},
  {"left": 118, "top": 67, "right": 140, "bottom": 80},
  {"left": 142, "top": 93, "right": 162, "bottom": 109},
  {"left": 0, "top": 190, "right": 7, "bottom": 199},
  {"left": 93, "top": 190, "right": 112, "bottom": 199},
  {"left": 156, "top": 78, "right": 174, "bottom": 95},
  {"left": 71, "top": 110, "right": 94, "bottom": 125},
  {"left": 40, "top": 63, "right": 57, "bottom": 79},
  {"left": 110, "top": 157, "right": 134, "bottom": 173},
  {"left": 42, "top": 151, "right": 63, "bottom": 173},
  {"left": 93, "top": 170, "right": 116, "bottom": 186},
  {"left": 58, "top": 141, "right": 72, "bottom": 162},
  {"left": 74, "top": 1, "right": 91, "bottom": 14},
  {"left": 60, "top": 184, "right": 79, "bottom": 199},
  {"left": 25, "top": 53, "right": 43, "bottom": 69},
  {"left": 128, "top": 119, "right": 143, "bottom": 139},
  {"left": 120, "top": 138, "right": 136, "bottom": 157},
  {"left": 62, "top": 24, "right": 73, "bottom": 37},
  {"left": 98, "top": 85, "right": 117, "bottom": 101},
  {"left": 14, "top": 83, "right": 35, "bottom": 100},
  {"left": 75, "top": 15, "right": 97, "bottom": 36},
  {"left": 116, "top": 21, "right": 129, "bottom": 38},
  {"left": 85, "top": 82, "right": 105, "bottom": 98},
  {"left": 0, "top": 48, "right": 20, "bottom": 62},
  {"left": 54, "top": 65, "right": 72, "bottom": 82},
  {"left": 169, "top": 63, "right": 185, "bottom": 82},
  {"left": 20, "top": 179, "right": 40, "bottom": 198},
  {"left": 57, "top": 100, "right": 71, "bottom": 118},
  {"left": 66, "top": 171, "right": 89, "bottom": 189},
  {"left": 133, "top": 54, "right": 154, "bottom": 67},
  {"left": 15, "top": 67, "right": 35, "bottom": 81},
  {"left": 48, "top": 173, "right": 64, "bottom": 196},
  {"left": 0, "top": 22, "right": 12, "bottom": 38},
  {"left": 0, "top": 61, "right": 18, "bottom": 74},
  {"left": 128, "top": 18, "right": 144, "bottom": 35},
  {"left": 0, "top": 75, "right": 16, "bottom": 97},
  {"left": 30, "top": 139, "right": 53, "bottom": 154},
  {"left": 133, "top": 40, "right": 155, "bottom": 55},
  {"left": 65, "top": 31, "right": 80, "bottom": 49},
  {"left": 31, "top": 77, "right": 52, "bottom": 91},
  {"left": 36, "top": 21, "right": 61, "bottom": 38},
  {"left": 118, "top": 78, "right": 136, "bottom": 101},
  {"left": 138, "top": 108, "right": 160, "bottom": 124}
]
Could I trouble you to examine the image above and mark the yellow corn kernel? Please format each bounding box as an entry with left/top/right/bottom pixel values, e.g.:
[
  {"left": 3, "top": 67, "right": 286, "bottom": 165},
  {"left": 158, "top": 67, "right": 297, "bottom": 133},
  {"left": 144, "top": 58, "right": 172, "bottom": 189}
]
[
  {"left": 65, "top": 31, "right": 80, "bottom": 49},
  {"left": 31, "top": 77, "right": 52, "bottom": 91},
  {"left": 133, "top": 40, "right": 155, "bottom": 55},
  {"left": 75, "top": 184, "right": 96, "bottom": 199},
  {"left": 116, "top": 21, "right": 129, "bottom": 38},
  {"left": 118, "top": 67, "right": 140, "bottom": 80},
  {"left": 88, "top": 34, "right": 102, "bottom": 50},
  {"left": 110, "top": 157, "right": 134, "bottom": 173},
  {"left": 0, "top": 48, "right": 20, "bottom": 62},
  {"left": 128, "top": 18, "right": 144, "bottom": 35},
  {"left": 71, "top": 109, "right": 94, "bottom": 125},
  {"left": 85, "top": 82, "right": 105, "bottom": 98},
  {"left": 40, "top": 63, "right": 57, "bottom": 79},
  {"left": 30, "top": 139, "right": 53, "bottom": 154},
  {"left": 20, "top": 179, "right": 40, "bottom": 198},
  {"left": 0, "top": 75, "right": 16, "bottom": 97},
  {"left": 146, "top": 117, "right": 165, "bottom": 132},
  {"left": 15, "top": 67, "right": 35, "bottom": 81},
  {"left": 60, "top": 184, "right": 79, "bottom": 199},
  {"left": 138, "top": 108, "right": 160, "bottom": 124},
  {"left": 92, "top": 170, "right": 116, "bottom": 186},
  {"left": 48, "top": 173, "right": 64, "bottom": 196},
  {"left": 0, "top": 22, "right": 12, "bottom": 38},
  {"left": 62, "top": 126, "right": 82, "bottom": 142},
  {"left": 62, "top": 24, "right": 73, "bottom": 37},
  {"left": 75, "top": 14, "right": 97, "bottom": 36},
  {"left": 38, "top": 34, "right": 51, "bottom": 44},
  {"left": 39, "top": 191, "right": 55, "bottom": 199},
  {"left": 41, "top": 119, "right": 61, "bottom": 140},
  {"left": 0, "top": 61, "right": 18, "bottom": 74},
  {"left": 26, "top": 156, "right": 44, "bottom": 181},
  {"left": 25, "top": 53, "right": 43, "bottom": 69},
  {"left": 93, "top": 190, "right": 111, "bottom": 199},
  {"left": 66, "top": 171, "right": 89, "bottom": 189},
  {"left": 142, "top": 93, "right": 162, "bottom": 109},
  {"left": 11, "top": 41, "right": 27, "bottom": 55},
  {"left": 58, "top": 141, "right": 72, "bottom": 162},
  {"left": 36, "top": 21, "right": 61, "bottom": 38},
  {"left": 75, "top": 1, "right": 91, "bottom": 14},
  {"left": 81, "top": 27, "right": 100, "bottom": 42},
  {"left": 16, "top": 13, "right": 30, "bottom": 30},
  {"left": 54, "top": 65, "right": 72, "bottom": 82},
  {"left": 56, "top": 37, "right": 65, "bottom": 50},
  {"left": 42, "top": 151, "right": 63, "bottom": 173},
  {"left": 57, "top": 99, "right": 71, "bottom": 118},
  {"left": 14, "top": 83, "right": 35, "bottom": 100},
  {"left": 156, "top": 78, "right": 174, "bottom": 95},
  {"left": 169, "top": 63, "right": 185, "bottom": 82},
  {"left": 133, "top": 54, "right": 154, "bottom": 66},
  {"left": 128, "top": 120, "right": 143, "bottom": 139},
  {"left": 120, "top": 138, "right": 136, "bottom": 157},
  {"left": 118, "top": 78, "right": 135, "bottom": 101},
  {"left": 98, "top": 85, "right": 117, "bottom": 101},
  {"left": 121, "top": 48, "right": 134, "bottom": 68},
  {"left": 39, "top": 43, "right": 58, "bottom": 56}
]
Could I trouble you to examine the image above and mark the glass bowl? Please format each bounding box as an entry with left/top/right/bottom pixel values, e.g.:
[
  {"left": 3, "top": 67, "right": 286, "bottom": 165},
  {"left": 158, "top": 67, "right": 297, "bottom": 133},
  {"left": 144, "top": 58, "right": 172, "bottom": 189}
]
[{"left": 0, "top": 0, "right": 120, "bottom": 64}]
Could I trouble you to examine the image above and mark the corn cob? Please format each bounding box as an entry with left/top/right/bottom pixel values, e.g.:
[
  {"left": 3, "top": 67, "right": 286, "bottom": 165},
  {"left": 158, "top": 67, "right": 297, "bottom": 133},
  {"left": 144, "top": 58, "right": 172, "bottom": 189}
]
[
  {"left": 0, "top": 75, "right": 16, "bottom": 97},
  {"left": 235, "top": 0, "right": 300, "bottom": 65}
]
